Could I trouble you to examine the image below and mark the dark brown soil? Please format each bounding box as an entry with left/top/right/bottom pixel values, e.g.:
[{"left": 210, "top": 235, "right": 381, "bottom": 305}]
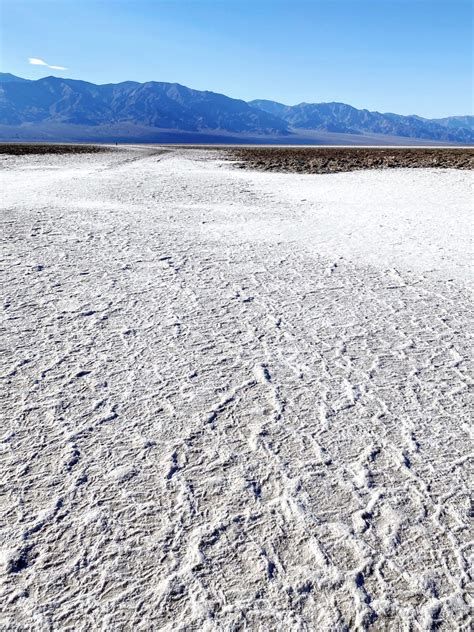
[
  {"left": 0, "top": 143, "right": 109, "bottom": 155},
  {"left": 224, "top": 147, "right": 474, "bottom": 174}
]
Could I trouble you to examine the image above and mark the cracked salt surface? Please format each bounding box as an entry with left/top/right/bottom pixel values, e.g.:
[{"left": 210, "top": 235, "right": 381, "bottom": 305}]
[{"left": 1, "top": 147, "right": 472, "bottom": 630}]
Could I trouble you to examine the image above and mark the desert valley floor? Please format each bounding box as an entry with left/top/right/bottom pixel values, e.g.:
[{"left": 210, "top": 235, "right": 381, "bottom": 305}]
[{"left": 1, "top": 147, "right": 472, "bottom": 631}]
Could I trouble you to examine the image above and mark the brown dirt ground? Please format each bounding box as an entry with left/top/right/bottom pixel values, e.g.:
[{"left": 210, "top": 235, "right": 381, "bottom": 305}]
[
  {"left": 0, "top": 144, "right": 109, "bottom": 155},
  {"left": 223, "top": 146, "right": 474, "bottom": 174}
]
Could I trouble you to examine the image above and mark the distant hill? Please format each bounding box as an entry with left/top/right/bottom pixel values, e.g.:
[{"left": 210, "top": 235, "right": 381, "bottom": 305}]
[
  {"left": 0, "top": 73, "right": 31, "bottom": 84},
  {"left": 249, "top": 99, "right": 474, "bottom": 143},
  {"left": 0, "top": 73, "right": 472, "bottom": 144},
  {"left": 430, "top": 115, "right": 474, "bottom": 132},
  {"left": 0, "top": 74, "right": 287, "bottom": 134}
]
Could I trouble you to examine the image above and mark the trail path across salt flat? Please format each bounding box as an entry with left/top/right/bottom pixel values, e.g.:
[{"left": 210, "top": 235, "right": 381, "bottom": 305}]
[{"left": 1, "top": 148, "right": 472, "bottom": 630}]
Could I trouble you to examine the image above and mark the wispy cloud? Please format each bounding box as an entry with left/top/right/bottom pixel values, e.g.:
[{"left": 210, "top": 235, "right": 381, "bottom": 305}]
[{"left": 28, "top": 57, "right": 67, "bottom": 71}]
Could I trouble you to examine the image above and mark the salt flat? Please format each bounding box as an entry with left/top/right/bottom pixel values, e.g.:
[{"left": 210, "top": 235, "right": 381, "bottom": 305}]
[{"left": 1, "top": 147, "right": 472, "bottom": 631}]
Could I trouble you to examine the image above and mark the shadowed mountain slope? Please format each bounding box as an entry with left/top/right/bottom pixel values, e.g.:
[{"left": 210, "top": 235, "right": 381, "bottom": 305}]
[
  {"left": 0, "top": 75, "right": 288, "bottom": 134},
  {"left": 249, "top": 99, "right": 474, "bottom": 143},
  {"left": 0, "top": 74, "right": 472, "bottom": 144}
]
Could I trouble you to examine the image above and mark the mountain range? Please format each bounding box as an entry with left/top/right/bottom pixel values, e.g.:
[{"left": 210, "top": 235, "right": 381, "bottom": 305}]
[{"left": 0, "top": 73, "right": 472, "bottom": 145}]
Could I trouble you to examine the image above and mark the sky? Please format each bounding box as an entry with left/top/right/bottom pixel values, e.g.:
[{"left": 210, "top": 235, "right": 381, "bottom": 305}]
[{"left": 0, "top": 0, "right": 472, "bottom": 117}]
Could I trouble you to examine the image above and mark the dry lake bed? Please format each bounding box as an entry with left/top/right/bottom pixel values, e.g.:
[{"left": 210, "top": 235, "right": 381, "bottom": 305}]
[{"left": 1, "top": 146, "right": 472, "bottom": 630}]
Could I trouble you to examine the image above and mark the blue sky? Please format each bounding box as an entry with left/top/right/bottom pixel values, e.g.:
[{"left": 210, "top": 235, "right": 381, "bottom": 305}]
[{"left": 1, "top": 0, "right": 472, "bottom": 117}]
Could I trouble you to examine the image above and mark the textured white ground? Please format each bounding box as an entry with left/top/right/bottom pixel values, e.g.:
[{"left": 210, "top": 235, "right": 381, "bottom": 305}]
[{"left": 1, "top": 147, "right": 472, "bottom": 631}]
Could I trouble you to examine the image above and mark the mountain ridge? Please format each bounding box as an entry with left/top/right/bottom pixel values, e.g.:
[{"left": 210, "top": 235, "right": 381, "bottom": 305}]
[
  {"left": 0, "top": 73, "right": 472, "bottom": 144},
  {"left": 249, "top": 99, "right": 474, "bottom": 141}
]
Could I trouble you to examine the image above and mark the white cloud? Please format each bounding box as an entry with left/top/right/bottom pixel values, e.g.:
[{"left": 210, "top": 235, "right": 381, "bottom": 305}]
[
  {"left": 28, "top": 57, "right": 48, "bottom": 66},
  {"left": 28, "top": 57, "right": 67, "bottom": 71}
]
